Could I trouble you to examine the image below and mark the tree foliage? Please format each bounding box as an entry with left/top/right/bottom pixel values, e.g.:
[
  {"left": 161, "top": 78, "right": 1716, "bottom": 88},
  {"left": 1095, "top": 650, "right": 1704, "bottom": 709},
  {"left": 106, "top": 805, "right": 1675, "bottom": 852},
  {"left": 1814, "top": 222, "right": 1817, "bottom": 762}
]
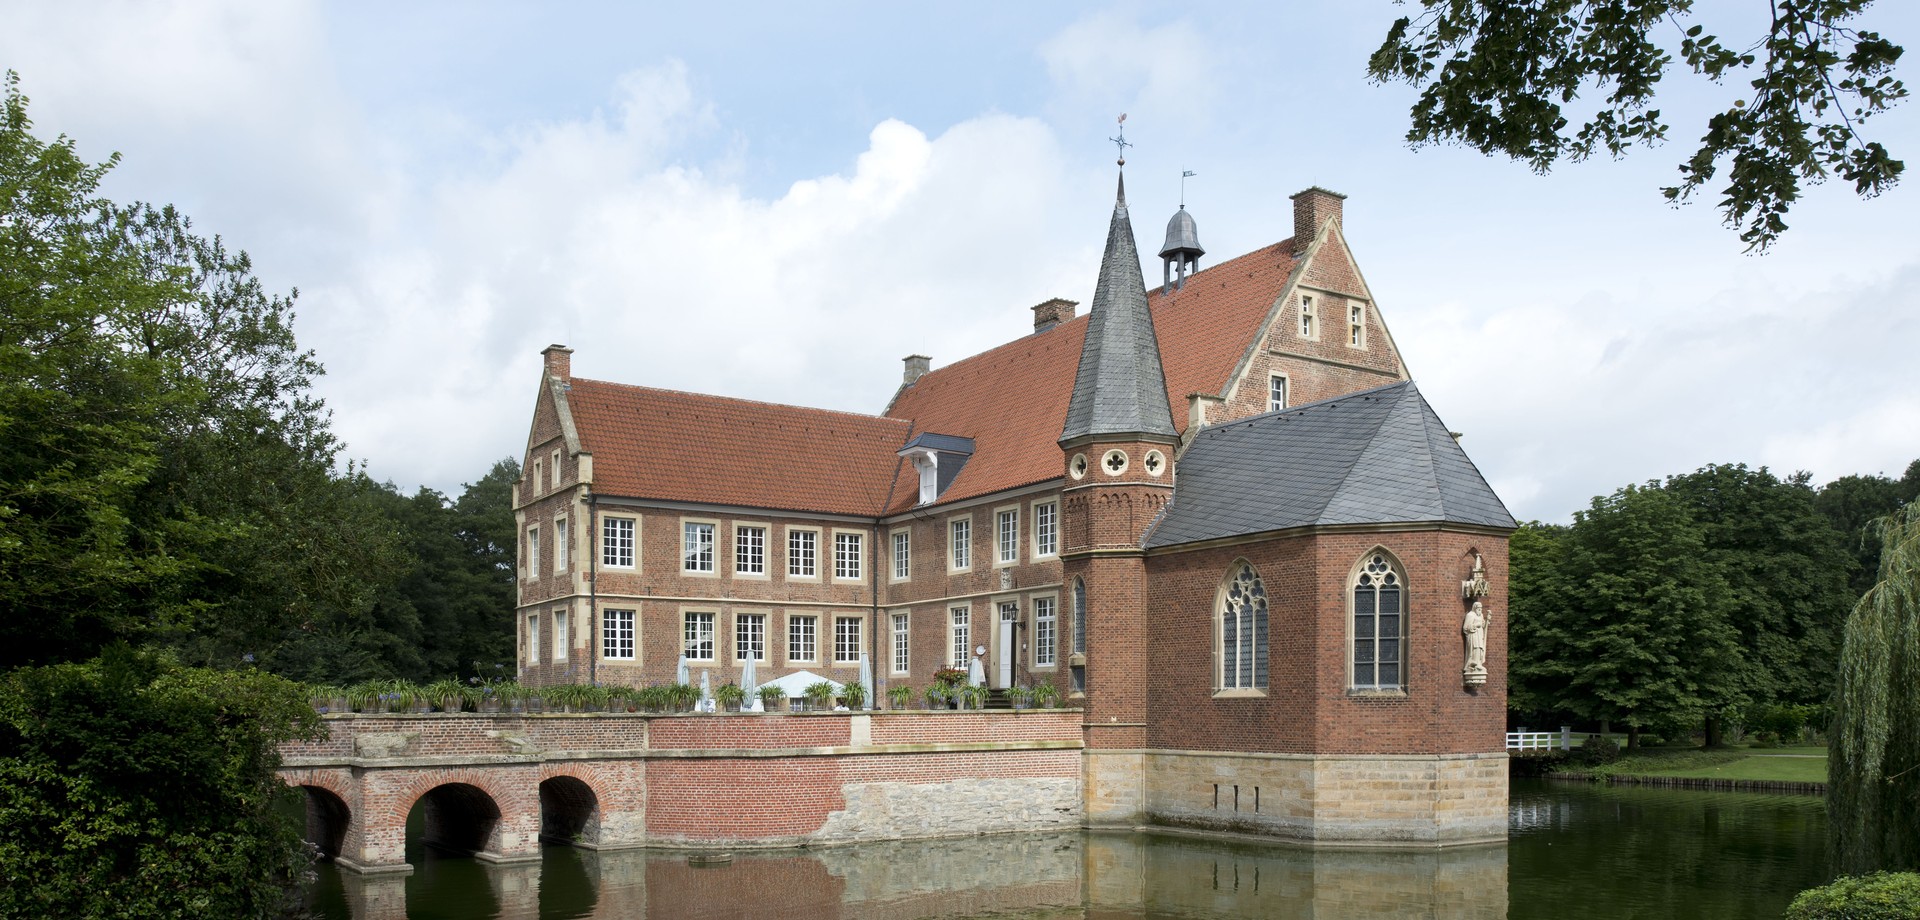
[
  {"left": 0, "top": 649, "right": 323, "bottom": 919},
  {"left": 1369, "top": 0, "right": 1907, "bottom": 250},
  {"left": 1830, "top": 500, "right": 1920, "bottom": 874},
  {"left": 1815, "top": 460, "right": 1920, "bottom": 597}
]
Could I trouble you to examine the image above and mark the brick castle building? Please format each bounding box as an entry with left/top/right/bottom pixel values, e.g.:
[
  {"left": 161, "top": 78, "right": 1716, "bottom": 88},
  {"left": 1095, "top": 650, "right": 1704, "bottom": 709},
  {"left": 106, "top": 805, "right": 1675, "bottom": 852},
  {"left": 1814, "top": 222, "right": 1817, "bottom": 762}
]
[{"left": 512, "top": 173, "right": 1516, "bottom": 845}]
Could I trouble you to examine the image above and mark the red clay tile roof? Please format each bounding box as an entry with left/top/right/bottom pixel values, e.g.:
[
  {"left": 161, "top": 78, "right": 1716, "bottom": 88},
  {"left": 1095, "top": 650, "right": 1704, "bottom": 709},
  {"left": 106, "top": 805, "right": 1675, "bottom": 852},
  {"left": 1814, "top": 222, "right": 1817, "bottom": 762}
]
[
  {"left": 566, "top": 380, "right": 911, "bottom": 516},
  {"left": 566, "top": 239, "right": 1298, "bottom": 516}
]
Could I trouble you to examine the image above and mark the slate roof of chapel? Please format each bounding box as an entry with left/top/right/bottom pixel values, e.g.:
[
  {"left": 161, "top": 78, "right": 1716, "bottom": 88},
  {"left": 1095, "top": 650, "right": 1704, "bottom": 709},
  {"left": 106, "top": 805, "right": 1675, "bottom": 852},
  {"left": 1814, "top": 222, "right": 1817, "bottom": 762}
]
[{"left": 1143, "top": 381, "right": 1517, "bottom": 549}]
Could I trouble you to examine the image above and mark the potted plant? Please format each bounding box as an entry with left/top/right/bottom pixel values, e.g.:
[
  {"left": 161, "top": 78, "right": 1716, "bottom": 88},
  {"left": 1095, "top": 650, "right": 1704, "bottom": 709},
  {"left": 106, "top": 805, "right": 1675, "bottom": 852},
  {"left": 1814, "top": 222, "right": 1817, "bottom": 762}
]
[
  {"left": 961, "top": 684, "right": 988, "bottom": 710},
  {"left": 308, "top": 685, "right": 342, "bottom": 714},
  {"left": 841, "top": 681, "right": 868, "bottom": 710},
  {"left": 932, "top": 667, "right": 967, "bottom": 688},
  {"left": 886, "top": 685, "right": 914, "bottom": 710},
  {"left": 1007, "top": 686, "right": 1034, "bottom": 710},
  {"left": 757, "top": 684, "right": 786, "bottom": 712},
  {"left": 924, "top": 684, "right": 948, "bottom": 710},
  {"left": 670, "top": 682, "right": 700, "bottom": 713},
  {"left": 1033, "top": 682, "right": 1061, "bottom": 709},
  {"left": 715, "top": 682, "right": 746, "bottom": 712},
  {"left": 425, "top": 679, "right": 468, "bottom": 713},
  {"left": 803, "top": 681, "right": 837, "bottom": 712}
]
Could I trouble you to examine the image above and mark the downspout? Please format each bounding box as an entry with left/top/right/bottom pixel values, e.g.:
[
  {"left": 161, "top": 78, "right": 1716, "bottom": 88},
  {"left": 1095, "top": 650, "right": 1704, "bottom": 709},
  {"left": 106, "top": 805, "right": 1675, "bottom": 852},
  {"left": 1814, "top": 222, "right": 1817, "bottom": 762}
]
[
  {"left": 869, "top": 520, "right": 881, "bottom": 709},
  {"left": 587, "top": 492, "right": 598, "bottom": 686}
]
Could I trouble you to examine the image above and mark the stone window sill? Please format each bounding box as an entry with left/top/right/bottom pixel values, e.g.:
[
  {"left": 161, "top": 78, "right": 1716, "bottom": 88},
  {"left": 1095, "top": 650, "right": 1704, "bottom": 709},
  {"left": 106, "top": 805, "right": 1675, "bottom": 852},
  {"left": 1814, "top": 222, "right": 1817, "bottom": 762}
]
[
  {"left": 1211, "top": 689, "right": 1268, "bottom": 700},
  {"left": 1346, "top": 688, "right": 1409, "bottom": 700}
]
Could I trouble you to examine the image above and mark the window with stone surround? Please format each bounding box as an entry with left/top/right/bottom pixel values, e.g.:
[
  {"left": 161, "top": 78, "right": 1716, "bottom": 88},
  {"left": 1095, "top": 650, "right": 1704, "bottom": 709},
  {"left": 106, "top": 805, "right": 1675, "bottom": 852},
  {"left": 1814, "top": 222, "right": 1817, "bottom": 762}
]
[
  {"left": 788, "top": 528, "right": 819, "bottom": 579},
  {"left": 950, "top": 605, "right": 971, "bottom": 668},
  {"left": 602, "top": 516, "right": 635, "bottom": 568},
  {"left": 1298, "top": 294, "right": 1316, "bottom": 338},
  {"left": 891, "top": 529, "right": 911, "bottom": 581},
  {"left": 603, "top": 608, "right": 635, "bottom": 660},
  {"left": 735, "top": 612, "right": 767, "bottom": 662},
  {"left": 1034, "top": 596, "right": 1057, "bottom": 667},
  {"left": 949, "top": 516, "right": 971, "bottom": 571},
  {"left": 833, "top": 531, "right": 863, "bottom": 581},
  {"left": 1349, "top": 302, "right": 1366, "bottom": 347},
  {"left": 1269, "top": 374, "right": 1288, "bottom": 412},
  {"left": 1218, "top": 561, "right": 1269, "bottom": 691},
  {"left": 684, "top": 611, "right": 716, "bottom": 661},
  {"left": 526, "top": 612, "right": 539, "bottom": 661},
  {"left": 1033, "top": 501, "right": 1058, "bottom": 558},
  {"left": 788, "top": 614, "right": 817, "bottom": 664},
  {"left": 553, "top": 609, "right": 569, "bottom": 662},
  {"left": 553, "top": 517, "right": 569, "bottom": 573},
  {"left": 996, "top": 507, "right": 1019, "bottom": 565},
  {"left": 891, "top": 612, "right": 909, "bottom": 674},
  {"left": 834, "top": 616, "right": 863, "bottom": 663},
  {"left": 735, "top": 525, "right": 766, "bottom": 576},
  {"left": 1352, "top": 552, "right": 1405, "bottom": 690},
  {"left": 682, "top": 520, "right": 716, "bottom": 574},
  {"left": 524, "top": 525, "right": 538, "bottom": 579}
]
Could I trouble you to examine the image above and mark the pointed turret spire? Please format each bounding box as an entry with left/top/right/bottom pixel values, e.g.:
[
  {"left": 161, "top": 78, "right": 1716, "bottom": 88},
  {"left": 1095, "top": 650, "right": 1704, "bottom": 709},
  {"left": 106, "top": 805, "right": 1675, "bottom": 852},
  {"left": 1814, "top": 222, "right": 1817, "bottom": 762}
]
[{"left": 1059, "top": 170, "right": 1178, "bottom": 445}]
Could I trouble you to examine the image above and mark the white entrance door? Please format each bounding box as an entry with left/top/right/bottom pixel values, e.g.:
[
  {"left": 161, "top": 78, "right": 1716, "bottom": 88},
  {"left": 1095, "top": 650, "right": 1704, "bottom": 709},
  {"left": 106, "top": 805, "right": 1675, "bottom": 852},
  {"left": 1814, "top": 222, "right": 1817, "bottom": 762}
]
[{"left": 997, "top": 602, "right": 1019, "bottom": 687}]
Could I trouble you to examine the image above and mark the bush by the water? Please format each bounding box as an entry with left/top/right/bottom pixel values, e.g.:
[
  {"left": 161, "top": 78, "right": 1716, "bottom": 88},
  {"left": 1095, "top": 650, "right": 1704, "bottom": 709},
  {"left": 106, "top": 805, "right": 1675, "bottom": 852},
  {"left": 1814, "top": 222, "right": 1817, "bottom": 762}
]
[
  {"left": 1785, "top": 873, "right": 1920, "bottom": 919},
  {"left": 1572, "top": 734, "right": 1622, "bottom": 766}
]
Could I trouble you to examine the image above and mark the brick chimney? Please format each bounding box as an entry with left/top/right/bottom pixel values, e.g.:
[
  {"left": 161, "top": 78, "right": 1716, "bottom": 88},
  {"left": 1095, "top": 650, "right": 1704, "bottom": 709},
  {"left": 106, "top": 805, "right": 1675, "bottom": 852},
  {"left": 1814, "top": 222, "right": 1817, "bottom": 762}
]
[
  {"left": 902, "top": 354, "right": 931, "bottom": 386},
  {"left": 1290, "top": 187, "right": 1347, "bottom": 255},
  {"left": 1031, "top": 298, "right": 1078, "bottom": 333},
  {"left": 542, "top": 344, "right": 573, "bottom": 381}
]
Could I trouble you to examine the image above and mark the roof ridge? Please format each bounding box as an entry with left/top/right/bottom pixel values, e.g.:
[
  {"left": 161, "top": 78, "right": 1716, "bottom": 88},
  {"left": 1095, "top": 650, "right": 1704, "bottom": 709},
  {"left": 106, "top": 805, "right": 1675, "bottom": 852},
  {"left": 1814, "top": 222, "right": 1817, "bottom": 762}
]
[{"left": 573, "top": 377, "right": 911, "bottom": 427}]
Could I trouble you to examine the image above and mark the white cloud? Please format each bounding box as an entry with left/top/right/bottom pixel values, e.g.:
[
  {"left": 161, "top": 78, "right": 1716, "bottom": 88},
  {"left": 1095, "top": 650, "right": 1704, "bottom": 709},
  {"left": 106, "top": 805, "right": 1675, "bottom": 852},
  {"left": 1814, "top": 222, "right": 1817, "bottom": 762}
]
[{"left": 1040, "top": 11, "right": 1216, "bottom": 131}]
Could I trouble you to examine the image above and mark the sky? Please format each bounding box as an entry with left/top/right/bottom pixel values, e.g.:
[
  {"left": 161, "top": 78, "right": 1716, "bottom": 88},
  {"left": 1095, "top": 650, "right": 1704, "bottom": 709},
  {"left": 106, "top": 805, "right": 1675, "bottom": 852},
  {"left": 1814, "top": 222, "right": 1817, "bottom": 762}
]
[{"left": 4, "top": 1, "right": 1916, "bottom": 523}]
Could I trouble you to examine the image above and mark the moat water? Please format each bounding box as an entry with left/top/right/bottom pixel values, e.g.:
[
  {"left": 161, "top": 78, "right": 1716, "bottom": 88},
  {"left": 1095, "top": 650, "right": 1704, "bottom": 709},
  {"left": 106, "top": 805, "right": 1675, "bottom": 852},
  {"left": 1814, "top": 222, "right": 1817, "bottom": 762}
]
[{"left": 305, "top": 779, "right": 1829, "bottom": 919}]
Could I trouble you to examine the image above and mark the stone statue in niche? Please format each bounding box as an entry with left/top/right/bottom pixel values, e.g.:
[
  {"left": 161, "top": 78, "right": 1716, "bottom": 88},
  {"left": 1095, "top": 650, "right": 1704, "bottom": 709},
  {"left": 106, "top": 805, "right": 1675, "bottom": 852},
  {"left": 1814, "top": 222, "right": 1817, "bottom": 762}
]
[{"left": 1462, "top": 600, "right": 1489, "bottom": 686}]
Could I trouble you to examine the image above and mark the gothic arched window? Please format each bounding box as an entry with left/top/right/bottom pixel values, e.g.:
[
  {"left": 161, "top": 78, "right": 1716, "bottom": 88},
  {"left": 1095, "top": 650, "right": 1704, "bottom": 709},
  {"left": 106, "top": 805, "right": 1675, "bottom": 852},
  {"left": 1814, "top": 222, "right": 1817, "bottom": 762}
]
[
  {"left": 1219, "top": 561, "right": 1268, "bottom": 690},
  {"left": 1352, "top": 552, "right": 1405, "bottom": 690}
]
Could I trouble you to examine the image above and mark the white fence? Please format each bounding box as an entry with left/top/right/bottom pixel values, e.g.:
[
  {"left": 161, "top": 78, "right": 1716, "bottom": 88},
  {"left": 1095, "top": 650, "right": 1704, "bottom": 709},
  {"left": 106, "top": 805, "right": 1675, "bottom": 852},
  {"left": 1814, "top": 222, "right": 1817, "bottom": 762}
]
[{"left": 1506, "top": 727, "right": 1573, "bottom": 752}]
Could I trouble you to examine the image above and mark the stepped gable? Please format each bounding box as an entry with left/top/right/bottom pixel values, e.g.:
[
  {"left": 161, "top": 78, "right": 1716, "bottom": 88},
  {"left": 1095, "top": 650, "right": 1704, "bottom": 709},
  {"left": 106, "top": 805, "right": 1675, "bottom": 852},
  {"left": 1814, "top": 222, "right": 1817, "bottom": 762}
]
[
  {"left": 884, "top": 239, "right": 1299, "bottom": 512},
  {"left": 1144, "top": 381, "right": 1516, "bottom": 548},
  {"left": 566, "top": 378, "right": 910, "bottom": 516}
]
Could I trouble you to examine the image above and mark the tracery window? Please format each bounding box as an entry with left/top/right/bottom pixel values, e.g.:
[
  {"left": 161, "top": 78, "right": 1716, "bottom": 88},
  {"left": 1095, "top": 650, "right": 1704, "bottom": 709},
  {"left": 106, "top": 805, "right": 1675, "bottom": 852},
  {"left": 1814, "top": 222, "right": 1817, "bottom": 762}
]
[
  {"left": 1218, "top": 561, "right": 1268, "bottom": 690},
  {"left": 1352, "top": 552, "right": 1405, "bottom": 690}
]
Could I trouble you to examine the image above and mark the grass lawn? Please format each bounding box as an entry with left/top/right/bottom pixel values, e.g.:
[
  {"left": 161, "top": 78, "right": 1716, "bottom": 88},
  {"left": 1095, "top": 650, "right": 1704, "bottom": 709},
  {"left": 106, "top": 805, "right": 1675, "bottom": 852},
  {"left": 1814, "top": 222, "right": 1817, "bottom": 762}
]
[
  {"left": 1554, "top": 745, "right": 1830, "bottom": 784},
  {"left": 1634, "top": 755, "right": 1828, "bottom": 784}
]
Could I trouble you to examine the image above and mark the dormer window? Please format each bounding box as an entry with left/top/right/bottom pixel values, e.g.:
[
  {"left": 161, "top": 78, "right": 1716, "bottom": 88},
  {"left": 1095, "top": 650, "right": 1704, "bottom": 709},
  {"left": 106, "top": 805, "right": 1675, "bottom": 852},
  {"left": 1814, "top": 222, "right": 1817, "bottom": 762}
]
[{"left": 897, "top": 433, "right": 975, "bottom": 506}]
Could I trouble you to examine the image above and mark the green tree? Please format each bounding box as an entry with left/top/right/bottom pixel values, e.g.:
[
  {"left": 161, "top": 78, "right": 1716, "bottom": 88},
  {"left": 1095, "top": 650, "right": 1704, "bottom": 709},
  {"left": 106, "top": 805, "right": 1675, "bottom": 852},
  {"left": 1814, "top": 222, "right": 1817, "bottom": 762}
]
[
  {"left": 0, "top": 648, "right": 323, "bottom": 919},
  {"left": 1816, "top": 460, "right": 1920, "bottom": 597},
  {"left": 1369, "top": 1, "right": 1907, "bottom": 250},
  {"left": 1830, "top": 500, "right": 1920, "bottom": 874},
  {"left": 1510, "top": 483, "right": 1745, "bottom": 745}
]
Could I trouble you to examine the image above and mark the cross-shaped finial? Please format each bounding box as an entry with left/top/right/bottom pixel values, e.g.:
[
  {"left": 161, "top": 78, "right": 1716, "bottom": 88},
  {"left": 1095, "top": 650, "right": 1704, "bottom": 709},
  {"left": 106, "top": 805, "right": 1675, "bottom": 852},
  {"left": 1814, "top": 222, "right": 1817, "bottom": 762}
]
[{"left": 1109, "top": 113, "right": 1130, "bottom": 167}]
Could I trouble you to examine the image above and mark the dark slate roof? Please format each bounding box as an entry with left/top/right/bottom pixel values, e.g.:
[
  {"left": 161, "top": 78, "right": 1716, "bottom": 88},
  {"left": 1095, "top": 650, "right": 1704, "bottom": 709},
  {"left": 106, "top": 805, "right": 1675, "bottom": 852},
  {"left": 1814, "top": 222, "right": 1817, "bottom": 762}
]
[
  {"left": 898, "top": 432, "right": 975, "bottom": 455},
  {"left": 1059, "top": 173, "right": 1178, "bottom": 444},
  {"left": 1144, "top": 381, "right": 1515, "bottom": 548}
]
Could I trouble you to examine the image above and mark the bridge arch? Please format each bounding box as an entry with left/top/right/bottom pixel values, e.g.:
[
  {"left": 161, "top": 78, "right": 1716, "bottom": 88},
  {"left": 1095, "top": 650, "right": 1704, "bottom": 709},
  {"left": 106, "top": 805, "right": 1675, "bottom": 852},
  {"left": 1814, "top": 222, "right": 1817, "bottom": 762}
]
[
  {"left": 539, "top": 774, "right": 602, "bottom": 847},
  {"left": 298, "top": 785, "right": 351, "bottom": 859},
  {"left": 411, "top": 782, "right": 504, "bottom": 857}
]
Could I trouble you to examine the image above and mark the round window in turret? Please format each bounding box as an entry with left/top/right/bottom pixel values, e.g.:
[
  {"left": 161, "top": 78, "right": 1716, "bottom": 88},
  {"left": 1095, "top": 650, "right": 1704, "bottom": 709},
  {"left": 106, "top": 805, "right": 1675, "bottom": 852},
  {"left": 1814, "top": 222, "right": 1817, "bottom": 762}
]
[
  {"left": 1143, "top": 450, "right": 1166, "bottom": 477},
  {"left": 1100, "top": 449, "right": 1129, "bottom": 476},
  {"left": 1069, "top": 453, "right": 1089, "bottom": 480}
]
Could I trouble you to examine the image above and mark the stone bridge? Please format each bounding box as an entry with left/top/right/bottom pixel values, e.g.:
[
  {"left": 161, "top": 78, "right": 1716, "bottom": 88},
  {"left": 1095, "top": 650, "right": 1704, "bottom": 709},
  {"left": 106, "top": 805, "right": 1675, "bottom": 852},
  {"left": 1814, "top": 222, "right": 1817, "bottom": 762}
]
[{"left": 278, "top": 710, "right": 1084, "bottom": 874}]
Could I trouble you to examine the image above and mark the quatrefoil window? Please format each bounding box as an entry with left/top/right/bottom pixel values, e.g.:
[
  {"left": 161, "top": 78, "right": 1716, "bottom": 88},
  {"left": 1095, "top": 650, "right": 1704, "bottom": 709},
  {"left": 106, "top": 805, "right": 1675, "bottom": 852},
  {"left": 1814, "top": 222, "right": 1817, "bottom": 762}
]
[
  {"left": 1101, "top": 449, "right": 1129, "bottom": 476},
  {"left": 1069, "top": 453, "right": 1089, "bottom": 480},
  {"left": 1143, "top": 450, "right": 1165, "bottom": 476}
]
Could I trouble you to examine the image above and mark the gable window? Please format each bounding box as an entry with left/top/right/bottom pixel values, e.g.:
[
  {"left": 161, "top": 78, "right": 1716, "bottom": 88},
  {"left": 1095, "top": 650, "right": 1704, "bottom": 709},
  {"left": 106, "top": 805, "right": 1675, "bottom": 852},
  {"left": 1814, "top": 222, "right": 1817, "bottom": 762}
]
[
  {"left": 891, "top": 612, "right": 910, "bottom": 674},
  {"left": 891, "top": 529, "right": 911, "bottom": 581},
  {"left": 1349, "top": 302, "right": 1365, "bottom": 347},
  {"left": 833, "top": 532, "right": 863, "bottom": 581},
  {"left": 1298, "top": 294, "right": 1316, "bottom": 338},
  {"left": 531, "top": 459, "right": 544, "bottom": 496},
  {"left": 834, "top": 616, "right": 862, "bottom": 663},
  {"left": 553, "top": 518, "right": 569, "bottom": 573},
  {"left": 603, "top": 608, "right": 635, "bottom": 660},
  {"left": 950, "top": 605, "right": 971, "bottom": 668},
  {"left": 553, "top": 609, "right": 569, "bottom": 662},
  {"left": 1219, "top": 561, "right": 1269, "bottom": 691},
  {"left": 788, "top": 614, "right": 818, "bottom": 664},
  {"left": 602, "top": 516, "right": 635, "bottom": 568},
  {"left": 1033, "top": 501, "right": 1058, "bottom": 558},
  {"left": 949, "top": 517, "right": 971, "bottom": 571},
  {"left": 684, "top": 611, "right": 716, "bottom": 662},
  {"left": 1269, "top": 375, "right": 1288, "bottom": 412},
  {"left": 1353, "top": 553, "right": 1405, "bottom": 690},
  {"left": 524, "top": 526, "right": 539, "bottom": 579},
  {"left": 996, "top": 508, "right": 1019, "bottom": 565},
  {"left": 1034, "top": 596, "right": 1057, "bottom": 667},
  {"left": 682, "top": 521, "right": 716, "bottom": 573},
  {"left": 550, "top": 450, "right": 561, "bottom": 489},
  {"left": 788, "top": 528, "right": 818, "bottom": 578},
  {"left": 736, "top": 612, "right": 767, "bottom": 663},
  {"left": 526, "top": 612, "right": 539, "bottom": 662},
  {"left": 736, "top": 525, "right": 766, "bottom": 576}
]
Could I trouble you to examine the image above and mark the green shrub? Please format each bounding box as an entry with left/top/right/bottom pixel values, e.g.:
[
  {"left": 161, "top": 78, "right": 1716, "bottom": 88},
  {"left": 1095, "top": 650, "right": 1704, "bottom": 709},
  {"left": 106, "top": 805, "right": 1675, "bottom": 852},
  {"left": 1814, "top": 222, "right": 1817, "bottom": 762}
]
[
  {"left": 1572, "top": 734, "right": 1621, "bottom": 766},
  {"left": 1785, "top": 872, "right": 1920, "bottom": 920}
]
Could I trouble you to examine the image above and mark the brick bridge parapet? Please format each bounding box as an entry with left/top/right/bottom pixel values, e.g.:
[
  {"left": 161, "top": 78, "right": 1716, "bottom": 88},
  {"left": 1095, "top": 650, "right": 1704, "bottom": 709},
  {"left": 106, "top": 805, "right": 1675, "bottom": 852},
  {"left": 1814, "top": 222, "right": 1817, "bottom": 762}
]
[{"left": 278, "top": 711, "right": 1085, "bottom": 874}]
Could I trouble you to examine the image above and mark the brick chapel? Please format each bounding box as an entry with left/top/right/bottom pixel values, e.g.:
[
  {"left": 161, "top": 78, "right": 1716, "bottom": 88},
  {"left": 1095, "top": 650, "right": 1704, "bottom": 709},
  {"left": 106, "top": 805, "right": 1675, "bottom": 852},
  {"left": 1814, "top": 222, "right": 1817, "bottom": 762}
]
[{"left": 512, "top": 171, "right": 1517, "bottom": 845}]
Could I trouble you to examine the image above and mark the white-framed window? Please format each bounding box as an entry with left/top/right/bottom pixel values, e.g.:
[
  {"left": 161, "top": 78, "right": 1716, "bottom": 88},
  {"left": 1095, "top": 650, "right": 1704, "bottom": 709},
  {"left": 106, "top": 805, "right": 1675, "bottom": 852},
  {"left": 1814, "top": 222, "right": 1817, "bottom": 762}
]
[
  {"left": 682, "top": 520, "right": 717, "bottom": 574},
  {"left": 735, "top": 612, "right": 767, "bottom": 663},
  {"left": 735, "top": 524, "right": 766, "bottom": 576},
  {"left": 1219, "top": 560, "right": 1269, "bottom": 691},
  {"left": 550, "top": 450, "right": 561, "bottom": 489},
  {"left": 1298, "top": 294, "right": 1316, "bottom": 338},
  {"left": 949, "top": 516, "right": 971, "bottom": 572},
  {"left": 1352, "top": 551, "right": 1405, "bottom": 690},
  {"left": 1032, "top": 501, "right": 1058, "bottom": 558},
  {"left": 1072, "top": 578, "right": 1087, "bottom": 655},
  {"left": 524, "top": 525, "right": 539, "bottom": 579},
  {"left": 788, "top": 527, "right": 819, "bottom": 579},
  {"left": 1269, "top": 374, "right": 1288, "bottom": 412},
  {"left": 891, "top": 612, "right": 910, "bottom": 675},
  {"left": 833, "top": 531, "right": 863, "bottom": 581},
  {"left": 788, "top": 614, "right": 818, "bottom": 664},
  {"left": 996, "top": 507, "right": 1019, "bottom": 565},
  {"left": 526, "top": 612, "right": 539, "bottom": 661},
  {"left": 603, "top": 608, "right": 635, "bottom": 660},
  {"left": 950, "top": 605, "right": 971, "bottom": 668},
  {"left": 891, "top": 528, "right": 911, "bottom": 581},
  {"left": 602, "top": 516, "right": 636, "bottom": 568},
  {"left": 553, "top": 517, "right": 569, "bottom": 573},
  {"left": 684, "top": 611, "right": 716, "bottom": 662},
  {"left": 1349, "top": 302, "right": 1365, "bottom": 347},
  {"left": 834, "top": 616, "right": 862, "bottom": 663},
  {"left": 1033, "top": 596, "right": 1057, "bottom": 667},
  {"left": 553, "top": 609, "right": 569, "bottom": 662}
]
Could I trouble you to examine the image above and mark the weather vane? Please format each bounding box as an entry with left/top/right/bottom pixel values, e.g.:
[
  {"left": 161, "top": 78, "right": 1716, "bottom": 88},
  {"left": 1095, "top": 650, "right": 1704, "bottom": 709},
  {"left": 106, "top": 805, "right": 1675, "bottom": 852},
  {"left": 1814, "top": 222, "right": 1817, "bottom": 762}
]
[
  {"left": 1181, "top": 169, "right": 1196, "bottom": 208},
  {"left": 1109, "top": 113, "right": 1130, "bottom": 167}
]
